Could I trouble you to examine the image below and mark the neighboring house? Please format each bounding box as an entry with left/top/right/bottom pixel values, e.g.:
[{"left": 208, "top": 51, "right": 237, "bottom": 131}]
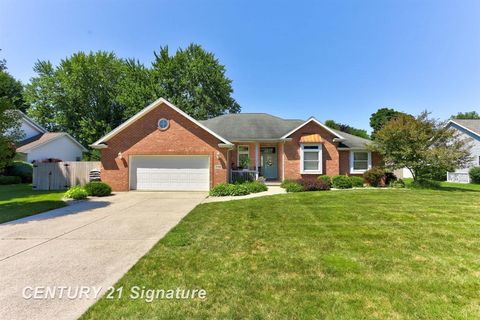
[
  {"left": 14, "top": 111, "right": 87, "bottom": 163},
  {"left": 446, "top": 119, "right": 480, "bottom": 183},
  {"left": 91, "top": 98, "right": 381, "bottom": 191}
]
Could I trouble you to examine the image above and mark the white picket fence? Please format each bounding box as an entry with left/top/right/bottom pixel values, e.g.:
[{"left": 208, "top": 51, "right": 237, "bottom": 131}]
[
  {"left": 446, "top": 172, "right": 470, "bottom": 184},
  {"left": 32, "top": 161, "right": 101, "bottom": 190}
]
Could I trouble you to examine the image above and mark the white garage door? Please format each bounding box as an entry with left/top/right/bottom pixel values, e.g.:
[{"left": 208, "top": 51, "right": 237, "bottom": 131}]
[{"left": 130, "top": 155, "right": 210, "bottom": 191}]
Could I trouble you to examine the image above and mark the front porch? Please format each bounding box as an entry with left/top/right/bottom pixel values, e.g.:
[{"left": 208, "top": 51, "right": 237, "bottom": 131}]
[{"left": 229, "top": 142, "right": 284, "bottom": 183}]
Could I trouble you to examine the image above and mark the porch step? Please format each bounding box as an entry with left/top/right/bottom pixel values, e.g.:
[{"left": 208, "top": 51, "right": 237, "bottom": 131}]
[{"left": 265, "top": 181, "right": 282, "bottom": 186}]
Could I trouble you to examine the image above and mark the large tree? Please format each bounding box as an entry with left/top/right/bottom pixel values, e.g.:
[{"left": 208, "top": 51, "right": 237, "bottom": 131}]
[
  {"left": 0, "top": 54, "right": 26, "bottom": 112},
  {"left": 24, "top": 45, "right": 241, "bottom": 153},
  {"left": 325, "top": 120, "right": 369, "bottom": 139},
  {"left": 0, "top": 56, "right": 23, "bottom": 171},
  {"left": 451, "top": 111, "right": 480, "bottom": 119},
  {"left": 370, "top": 112, "right": 471, "bottom": 181},
  {"left": 24, "top": 52, "right": 154, "bottom": 148},
  {"left": 151, "top": 44, "right": 240, "bottom": 120},
  {"left": 369, "top": 107, "right": 404, "bottom": 139}
]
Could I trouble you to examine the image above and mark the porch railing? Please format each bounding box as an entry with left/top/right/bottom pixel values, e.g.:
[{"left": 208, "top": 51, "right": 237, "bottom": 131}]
[{"left": 230, "top": 170, "right": 259, "bottom": 183}]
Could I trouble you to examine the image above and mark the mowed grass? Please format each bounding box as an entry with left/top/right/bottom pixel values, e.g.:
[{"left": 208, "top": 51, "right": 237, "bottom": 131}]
[
  {"left": 0, "top": 184, "right": 66, "bottom": 223},
  {"left": 83, "top": 185, "right": 480, "bottom": 319}
]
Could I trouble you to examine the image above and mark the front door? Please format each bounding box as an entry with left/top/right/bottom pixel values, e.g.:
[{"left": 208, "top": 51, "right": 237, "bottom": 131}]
[{"left": 261, "top": 147, "right": 277, "bottom": 180}]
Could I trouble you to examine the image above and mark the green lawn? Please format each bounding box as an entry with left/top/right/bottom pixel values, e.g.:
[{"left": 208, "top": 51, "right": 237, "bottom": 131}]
[
  {"left": 83, "top": 184, "right": 480, "bottom": 319},
  {"left": 0, "top": 184, "right": 66, "bottom": 223}
]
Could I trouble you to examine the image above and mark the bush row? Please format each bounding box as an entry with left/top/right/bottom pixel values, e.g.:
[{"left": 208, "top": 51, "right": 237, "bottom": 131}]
[
  {"left": 0, "top": 175, "right": 22, "bottom": 185},
  {"left": 64, "top": 182, "right": 112, "bottom": 200},
  {"left": 281, "top": 174, "right": 366, "bottom": 193},
  {"left": 209, "top": 181, "right": 268, "bottom": 197},
  {"left": 280, "top": 168, "right": 406, "bottom": 193}
]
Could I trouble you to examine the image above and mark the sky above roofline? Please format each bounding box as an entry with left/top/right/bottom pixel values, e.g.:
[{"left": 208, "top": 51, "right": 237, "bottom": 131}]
[{"left": 1, "top": 0, "right": 479, "bottom": 132}]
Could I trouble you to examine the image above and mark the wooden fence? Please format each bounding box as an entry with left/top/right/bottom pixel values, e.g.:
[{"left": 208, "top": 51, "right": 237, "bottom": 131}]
[{"left": 32, "top": 161, "right": 101, "bottom": 190}]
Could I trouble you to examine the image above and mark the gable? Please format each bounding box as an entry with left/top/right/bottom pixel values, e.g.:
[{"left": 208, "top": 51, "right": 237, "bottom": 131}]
[
  {"left": 281, "top": 118, "right": 345, "bottom": 140},
  {"left": 448, "top": 121, "right": 480, "bottom": 140},
  {"left": 91, "top": 98, "right": 232, "bottom": 148}
]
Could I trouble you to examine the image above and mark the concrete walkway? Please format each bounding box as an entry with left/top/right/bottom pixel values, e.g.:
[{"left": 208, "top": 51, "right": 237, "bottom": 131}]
[
  {"left": 0, "top": 191, "right": 206, "bottom": 320},
  {"left": 202, "top": 186, "right": 286, "bottom": 203}
]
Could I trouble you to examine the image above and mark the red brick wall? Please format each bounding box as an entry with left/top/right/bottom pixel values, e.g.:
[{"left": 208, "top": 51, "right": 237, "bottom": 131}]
[
  {"left": 283, "top": 122, "right": 340, "bottom": 180},
  {"left": 339, "top": 150, "right": 383, "bottom": 176},
  {"left": 100, "top": 102, "right": 227, "bottom": 191}
]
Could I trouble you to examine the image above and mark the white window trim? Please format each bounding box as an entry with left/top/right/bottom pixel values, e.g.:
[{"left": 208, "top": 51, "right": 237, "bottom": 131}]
[
  {"left": 300, "top": 144, "right": 323, "bottom": 174},
  {"left": 350, "top": 150, "right": 372, "bottom": 174},
  {"left": 237, "top": 145, "right": 250, "bottom": 165}
]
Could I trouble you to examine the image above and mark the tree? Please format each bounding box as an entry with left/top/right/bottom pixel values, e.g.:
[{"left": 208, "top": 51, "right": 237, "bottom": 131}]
[
  {"left": 369, "top": 107, "right": 404, "bottom": 138},
  {"left": 451, "top": 111, "right": 480, "bottom": 119},
  {"left": 325, "top": 120, "right": 369, "bottom": 139},
  {"left": 24, "top": 52, "right": 153, "bottom": 150},
  {"left": 0, "top": 56, "right": 26, "bottom": 112},
  {"left": 23, "top": 61, "right": 59, "bottom": 131},
  {"left": 24, "top": 45, "right": 241, "bottom": 154},
  {"left": 369, "top": 112, "right": 472, "bottom": 181},
  {"left": 0, "top": 55, "right": 23, "bottom": 171},
  {"left": 151, "top": 44, "right": 240, "bottom": 120}
]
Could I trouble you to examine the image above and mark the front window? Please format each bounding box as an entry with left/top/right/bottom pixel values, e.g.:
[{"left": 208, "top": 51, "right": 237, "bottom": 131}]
[
  {"left": 350, "top": 151, "right": 371, "bottom": 173},
  {"left": 237, "top": 145, "right": 250, "bottom": 168},
  {"left": 301, "top": 144, "right": 322, "bottom": 173}
]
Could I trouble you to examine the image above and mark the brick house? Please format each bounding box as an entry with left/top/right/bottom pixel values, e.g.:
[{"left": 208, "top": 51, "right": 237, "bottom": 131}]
[{"left": 91, "top": 98, "right": 381, "bottom": 191}]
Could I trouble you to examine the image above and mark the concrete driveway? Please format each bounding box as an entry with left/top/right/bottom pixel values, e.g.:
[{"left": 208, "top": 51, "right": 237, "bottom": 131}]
[{"left": 0, "top": 191, "right": 206, "bottom": 320}]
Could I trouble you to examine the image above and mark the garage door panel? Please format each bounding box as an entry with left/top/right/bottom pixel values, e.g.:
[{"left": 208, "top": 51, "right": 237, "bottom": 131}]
[{"left": 130, "top": 156, "right": 210, "bottom": 191}]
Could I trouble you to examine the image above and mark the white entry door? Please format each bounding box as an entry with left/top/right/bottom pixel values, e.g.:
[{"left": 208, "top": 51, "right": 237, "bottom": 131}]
[{"left": 130, "top": 155, "right": 210, "bottom": 191}]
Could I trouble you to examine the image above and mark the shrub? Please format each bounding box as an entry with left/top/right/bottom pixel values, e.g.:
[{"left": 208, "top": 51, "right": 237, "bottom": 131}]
[
  {"left": 209, "top": 183, "right": 250, "bottom": 197},
  {"left": 5, "top": 161, "right": 33, "bottom": 183},
  {"left": 332, "top": 175, "right": 353, "bottom": 189},
  {"left": 209, "top": 183, "right": 230, "bottom": 196},
  {"left": 281, "top": 179, "right": 296, "bottom": 189},
  {"left": 349, "top": 176, "right": 364, "bottom": 188},
  {"left": 284, "top": 182, "right": 304, "bottom": 193},
  {"left": 390, "top": 179, "right": 406, "bottom": 188},
  {"left": 0, "top": 175, "right": 22, "bottom": 185},
  {"left": 84, "top": 181, "right": 112, "bottom": 197},
  {"left": 301, "top": 179, "right": 330, "bottom": 191},
  {"left": 317, "top": 175, "right": 332, "bottom": 188},
  {"left": 64, "top": 186, "right": 88, "bottom": 200},
  {"left": 245, "top": 181, "right": 268, "bottom": 193},
  {"left": 280, "top": 180, "right": 305, "bottom": 192},
  {"left": 384, "top": 172, "right": 398, "bottom": 185},
  {"left": 363, "top": 167, "right": 385, "bottom": 187},
  {"left": 408, "top": 179, "right": 441, "bottom": 189},
  {"left": 469, "top": 167, "right": 480, "bottom": 184}
]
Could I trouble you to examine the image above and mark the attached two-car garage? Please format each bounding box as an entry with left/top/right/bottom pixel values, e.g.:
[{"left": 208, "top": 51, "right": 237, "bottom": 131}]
[{"left": 129, "top": 155, "right": 210, "bottom": 191}]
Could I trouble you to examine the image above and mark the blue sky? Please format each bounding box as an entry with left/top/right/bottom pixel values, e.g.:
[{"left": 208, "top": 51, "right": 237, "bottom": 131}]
[{"left": 1, "top": 0, "right": 479, "bottom": 132}]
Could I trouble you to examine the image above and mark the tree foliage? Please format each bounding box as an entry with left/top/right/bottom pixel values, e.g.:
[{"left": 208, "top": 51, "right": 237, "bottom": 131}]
[
  {"left": 24, "top": 44, "right": 240, "bottom": 153},
  {"left": 370, "top": 112, "right": 472, "bottom": 181},
  {"left": 324, "top": 120, "right": 369, "bottom": 139},
  {"left": 151, "top": 44, "right": 240, "bottom": 120},
  {"left": 0, "top": 59, "right": 25, "bottom": 112},
  {"left": 369, "top": 107, "right": 404, "bottom": 138},
  {"left": 0, "top": 55, "right": 23, "bottom": 171},
  {"left": 451, "top": 111, "right": 480, "bottom": 119}
]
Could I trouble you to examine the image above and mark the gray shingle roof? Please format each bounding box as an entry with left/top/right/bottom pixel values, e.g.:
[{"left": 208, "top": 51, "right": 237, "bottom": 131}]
[
  {"left": 451, "top": 119, "right": 480, "bottom": 137},
  {"left": 16, "top": 132, "right": 66, "bottom": 153},
  {"left": 200, "top": 113, "right": 304, "bottom": 141},
  {"left": 200, "top": 113, "right": 371, "bottom": 148},
  {"left": 331, "top": 129, "right": 372, "bottom": 149}
]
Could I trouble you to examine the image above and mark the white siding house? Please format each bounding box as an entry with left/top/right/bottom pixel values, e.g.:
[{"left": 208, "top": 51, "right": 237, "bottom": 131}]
[
  {"left": 14, "top": 111, "right": 87, "bottom": 162},
  {"left": 446, "top": 119, "right": 480, "bottom": 183}
]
